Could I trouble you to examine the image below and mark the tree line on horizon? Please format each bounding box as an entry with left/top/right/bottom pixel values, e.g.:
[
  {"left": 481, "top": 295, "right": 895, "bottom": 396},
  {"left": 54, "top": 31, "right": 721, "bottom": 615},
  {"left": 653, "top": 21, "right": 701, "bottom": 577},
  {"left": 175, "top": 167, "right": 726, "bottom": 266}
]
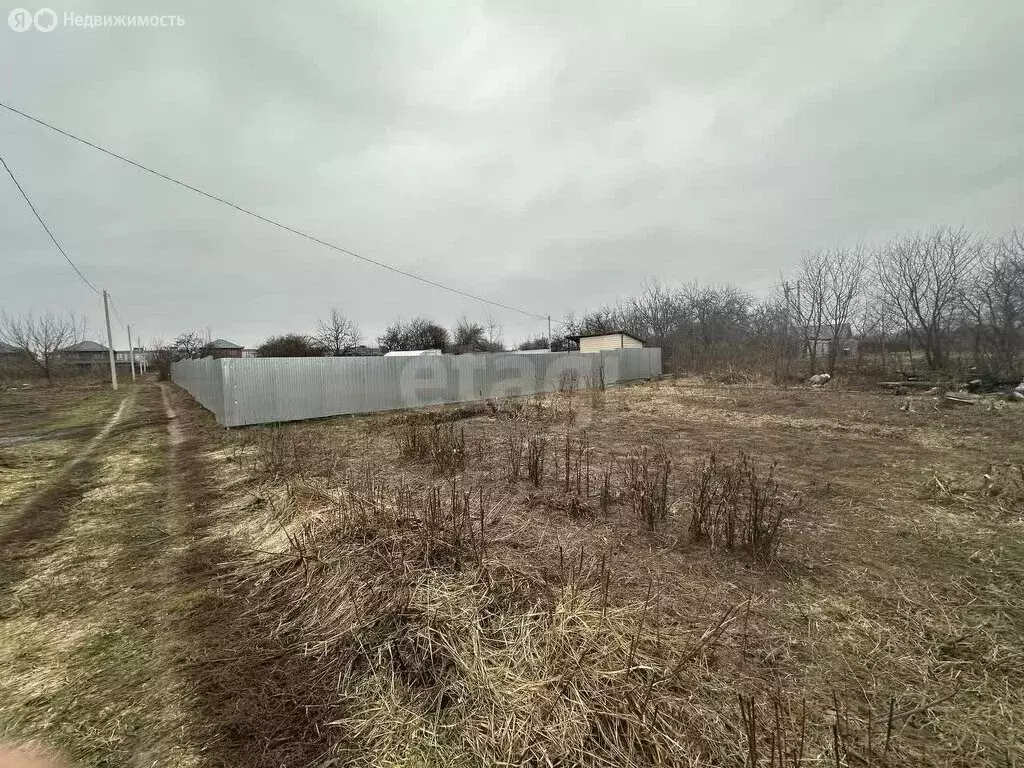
[
  {"left": 562, "top": 225, "right": 1024, "bottom": 380},
  {"left": 5, "top": 225, "right": 1022, "bottom": 382}
]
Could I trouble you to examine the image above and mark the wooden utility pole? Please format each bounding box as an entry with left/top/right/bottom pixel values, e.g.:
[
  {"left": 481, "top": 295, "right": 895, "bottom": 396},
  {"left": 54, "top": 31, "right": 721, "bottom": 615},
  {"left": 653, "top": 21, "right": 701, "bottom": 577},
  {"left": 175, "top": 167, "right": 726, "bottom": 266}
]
[
  {"left": 547, "top": 315, "right": 552, "bottom": 351},
  {"left": 102, "top": 289, "right": 118, "bottom": 391},
  {"left": 127, "top": 324, "right": 136, "bottom": 381}
]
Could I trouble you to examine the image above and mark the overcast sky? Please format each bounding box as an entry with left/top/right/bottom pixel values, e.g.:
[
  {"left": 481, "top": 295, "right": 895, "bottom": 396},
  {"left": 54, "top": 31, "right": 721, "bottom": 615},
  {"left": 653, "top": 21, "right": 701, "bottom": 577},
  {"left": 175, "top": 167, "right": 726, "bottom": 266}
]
[{"left": 1, "top": 0, "right": 1021, "bottom": 348}]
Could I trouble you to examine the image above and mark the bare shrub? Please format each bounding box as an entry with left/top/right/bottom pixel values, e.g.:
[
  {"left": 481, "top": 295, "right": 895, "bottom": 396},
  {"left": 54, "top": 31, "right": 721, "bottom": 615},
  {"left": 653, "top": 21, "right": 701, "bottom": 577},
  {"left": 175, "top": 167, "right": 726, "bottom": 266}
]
[
  {"left": 398, "top": 420, "right": 467, "bottom": 475},
  {"left": 558, "top": 369, "right": 580, "bottom": 393},
  {"left": 689, "top": 452, "right": 794, "bottom": 561},
  {"left": 250, "top": 428, "right": 310, "bottom": 480},
  {"left": 397, "top": 419, "right": 426, "bottom": 458},
  {"left": 624, "top": 447, "right": 672, "bottom": 531},
  {"left": 503, "top": 426, "right": 526, "bottom": 483}
]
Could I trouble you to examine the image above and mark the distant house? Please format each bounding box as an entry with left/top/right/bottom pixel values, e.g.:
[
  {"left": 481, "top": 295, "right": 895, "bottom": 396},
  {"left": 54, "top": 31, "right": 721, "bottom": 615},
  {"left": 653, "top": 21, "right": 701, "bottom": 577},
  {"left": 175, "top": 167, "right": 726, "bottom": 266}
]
[
  {"left": 115, "top": 348, "right": 152, "bottom": 369},
  {"left": 207, "top": 339, "right": 244, "bottom": 359},
  {"left": 383, "top": 349, "right": 442, "bottom": 357},
  {"left": 0, "top": 341, "right": 24, "bottom": 361},
  {"left": 567, "top": 331, "right": 645, "bottom": 354},
  {"left": 0, "top": 342, "right": 31, "bottom": 372},
  {"left": 801, "top": 324, "right": 857, "bottom": 357},
  {"left": 61, "top": 340, "right": 110, "bottom": 371}
]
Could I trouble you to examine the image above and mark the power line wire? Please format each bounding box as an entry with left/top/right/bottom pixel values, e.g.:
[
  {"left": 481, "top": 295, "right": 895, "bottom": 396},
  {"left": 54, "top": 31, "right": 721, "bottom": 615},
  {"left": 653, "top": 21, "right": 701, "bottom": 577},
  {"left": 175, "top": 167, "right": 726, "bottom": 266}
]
[
  {"left": 0, "top": 152, "right": 102, "bottom": 296},
  {"left": 0, "top": 100, "right": 555, "bottom": 324},
  {"left": 108, "top": 295, "right": 127, "bottom": 330},
  {"left": 2, "top": 150, "right": 132, "bottom": 344}
]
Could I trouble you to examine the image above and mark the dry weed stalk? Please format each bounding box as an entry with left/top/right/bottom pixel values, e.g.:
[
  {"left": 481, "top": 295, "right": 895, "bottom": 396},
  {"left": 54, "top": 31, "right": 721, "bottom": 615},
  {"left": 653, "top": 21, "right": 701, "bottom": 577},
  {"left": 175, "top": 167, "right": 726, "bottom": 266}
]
[
  {"left": 562, "top": 430, "right": 591, "bottom": 496},
  {"left": 585, "top": 362, "right": 605, "bottom": 409},
  {"left": 737, "top": 691, "right": 903, "bottom": 768},
  {"left": 204, "top": 460, "right": 923, "bottom": 768},
  {"left": 398, "top": 420, "right": 468, "bottom": 475},
  {"left": 559, "top": 369, "right": 580, "bottom": 424},
  {"left": 526, "top": 434, "right": 547, "bottom": 486},
  {"left": 599, "top": 458, "right": 617, "bottom": 514},
  {"left": 624, "top": 447, "right": 672, "bottom": 531},
  {"left": 504, "top": 425, "right": 526, "bottom": 483}
]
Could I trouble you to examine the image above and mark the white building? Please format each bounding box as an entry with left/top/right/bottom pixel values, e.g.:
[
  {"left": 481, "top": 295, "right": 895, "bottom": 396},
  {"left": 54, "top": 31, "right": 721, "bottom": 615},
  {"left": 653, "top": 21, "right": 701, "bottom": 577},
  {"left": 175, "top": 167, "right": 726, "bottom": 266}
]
[
  {"left": 570, "top": 331, "right": 645, "bottom": 353},
  {"left": 382, "top": 349, "right": 443, "bottom": 357}
]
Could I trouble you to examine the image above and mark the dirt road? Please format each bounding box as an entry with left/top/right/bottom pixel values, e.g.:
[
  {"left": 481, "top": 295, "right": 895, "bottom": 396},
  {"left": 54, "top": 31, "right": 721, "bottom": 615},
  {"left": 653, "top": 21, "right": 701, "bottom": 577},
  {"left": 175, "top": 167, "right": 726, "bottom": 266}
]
[{"left": 0, "top": 381, "right": 226, "bottom": 767}]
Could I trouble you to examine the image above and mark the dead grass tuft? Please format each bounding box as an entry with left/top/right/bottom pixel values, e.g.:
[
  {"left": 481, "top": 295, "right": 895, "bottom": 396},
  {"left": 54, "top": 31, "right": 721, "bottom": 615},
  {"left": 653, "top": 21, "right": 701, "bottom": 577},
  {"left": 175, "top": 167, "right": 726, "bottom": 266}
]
[
  {"left": 397, "top": 421, "right": 468, "bottom": 476},
  {"left": 924, "top": 462, "right": 1024, "bottom": 517}
]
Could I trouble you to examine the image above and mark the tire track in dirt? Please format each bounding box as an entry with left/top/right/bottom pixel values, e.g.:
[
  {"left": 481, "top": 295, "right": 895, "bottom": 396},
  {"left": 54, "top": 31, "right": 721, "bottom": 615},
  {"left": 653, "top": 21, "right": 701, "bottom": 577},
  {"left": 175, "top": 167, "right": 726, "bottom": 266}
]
[
  {"left": 0, "top": 393, "right": 134, "bottom": 607},
  {"left": 159, "top": 383, "right": 332, "bottom": 767},
  {"left": 159, "top": 382, "right": 246, "bottom": 764},
  {"left": 3, "top": 394, "right": 133, "bottom": 536}
]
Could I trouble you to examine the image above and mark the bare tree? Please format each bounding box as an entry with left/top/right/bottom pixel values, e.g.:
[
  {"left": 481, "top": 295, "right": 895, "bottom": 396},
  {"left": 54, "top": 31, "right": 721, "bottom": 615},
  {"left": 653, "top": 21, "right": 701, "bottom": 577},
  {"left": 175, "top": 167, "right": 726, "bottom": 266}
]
[
  {"left": 173, "top": 331, "right": 209, "bottom": 359},
  {"left": 625, "top": 278, "right": 681, "bottom": 348},
  {"left": 793, "top": 252, "right": 829, "bottom": 375},
  {"left": 315, "top": 307, "right": 361, "bottom": 356},
  {"left": 0, "top": 309, "right": 85, "bottom": 381},
  {"left": 963, "top": 229, "right": 1024, "bottom": 376},
  {"left": 821, "top": 245, "right": 869, "bottom": 374},
  {"left": 673, "top": 282, "right": 752, "bottom": 370},
  {"left": 482, "top": 311, "right": 504, "bottom": 351},
  {"left": 857, "top": 290, "right": 905, "bottom": 373},
  {"left": 875, "top": 227, "right": 980, "bottom": 371}
]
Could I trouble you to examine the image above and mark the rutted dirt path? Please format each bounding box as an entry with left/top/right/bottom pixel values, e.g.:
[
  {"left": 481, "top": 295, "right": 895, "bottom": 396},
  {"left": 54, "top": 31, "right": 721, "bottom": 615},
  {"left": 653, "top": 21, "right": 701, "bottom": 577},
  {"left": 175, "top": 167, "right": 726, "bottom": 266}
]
[
  {"left": 2, "top": 393, "right": 131, "bottom": 543},
  {"left": 0, "top": 382, "right": 230, "bottom": 767}
]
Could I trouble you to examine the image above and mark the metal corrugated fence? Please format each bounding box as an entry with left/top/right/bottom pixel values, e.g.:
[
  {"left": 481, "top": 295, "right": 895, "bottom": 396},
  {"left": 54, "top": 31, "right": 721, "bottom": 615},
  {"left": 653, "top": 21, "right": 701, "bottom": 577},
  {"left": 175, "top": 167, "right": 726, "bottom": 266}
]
[{"left": 171, "top": 348, "right": 661, "bottom": 427}]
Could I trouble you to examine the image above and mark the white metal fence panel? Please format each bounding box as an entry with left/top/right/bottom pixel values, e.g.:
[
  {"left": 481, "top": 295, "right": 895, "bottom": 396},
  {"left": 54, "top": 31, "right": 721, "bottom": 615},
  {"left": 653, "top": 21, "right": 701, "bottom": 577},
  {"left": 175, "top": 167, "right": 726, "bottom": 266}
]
[
  {"left": 169, "top": 356, "right": 225, "bottom": 417},
  {"left": 172, "top": 348, "right": 661, "bottom": 427}
]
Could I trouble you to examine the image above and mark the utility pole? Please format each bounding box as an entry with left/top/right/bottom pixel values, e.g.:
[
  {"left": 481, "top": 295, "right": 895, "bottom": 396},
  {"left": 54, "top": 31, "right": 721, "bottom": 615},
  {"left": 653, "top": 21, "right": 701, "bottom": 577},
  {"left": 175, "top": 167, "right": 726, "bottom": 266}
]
[
  {"left": 102, "top": 290, "right": 118, "bottom": 391},
  {"left": 782, "top": 281, "right": 791, "bottom": 381},
  {"left": 127, "top": 324, "right": 137, "bottom": 381},
  {"left": 547, "top": 315, "right": 552, "bottom": 351}
]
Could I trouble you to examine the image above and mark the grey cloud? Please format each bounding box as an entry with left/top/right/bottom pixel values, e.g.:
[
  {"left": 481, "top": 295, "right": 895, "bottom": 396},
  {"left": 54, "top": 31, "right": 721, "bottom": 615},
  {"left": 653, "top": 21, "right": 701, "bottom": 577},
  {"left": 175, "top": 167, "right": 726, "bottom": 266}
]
[{"left": 1, "top": 0, "right": 1021, "bottom": 348}]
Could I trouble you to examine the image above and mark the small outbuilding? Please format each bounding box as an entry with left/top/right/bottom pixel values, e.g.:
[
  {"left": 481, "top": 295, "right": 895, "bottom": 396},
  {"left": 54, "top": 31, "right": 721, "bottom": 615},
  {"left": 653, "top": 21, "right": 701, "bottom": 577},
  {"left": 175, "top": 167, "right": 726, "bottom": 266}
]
[
  {"left": 208, "top": 339, "right": 244, "bottom": 359},
  {"left": 568, "top": 331, "right": 645, "bottom": 353},
  {"left": 383, "top": 349, "right": 443, "bottom": 357}
]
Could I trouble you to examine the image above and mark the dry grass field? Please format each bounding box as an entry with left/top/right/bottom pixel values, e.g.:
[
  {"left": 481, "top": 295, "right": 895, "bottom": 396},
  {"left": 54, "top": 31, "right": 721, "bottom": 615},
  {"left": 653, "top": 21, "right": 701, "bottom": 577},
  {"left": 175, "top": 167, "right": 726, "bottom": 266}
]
[{"left": 1, "top": 376, "right": 1022, "bottom": 767}]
